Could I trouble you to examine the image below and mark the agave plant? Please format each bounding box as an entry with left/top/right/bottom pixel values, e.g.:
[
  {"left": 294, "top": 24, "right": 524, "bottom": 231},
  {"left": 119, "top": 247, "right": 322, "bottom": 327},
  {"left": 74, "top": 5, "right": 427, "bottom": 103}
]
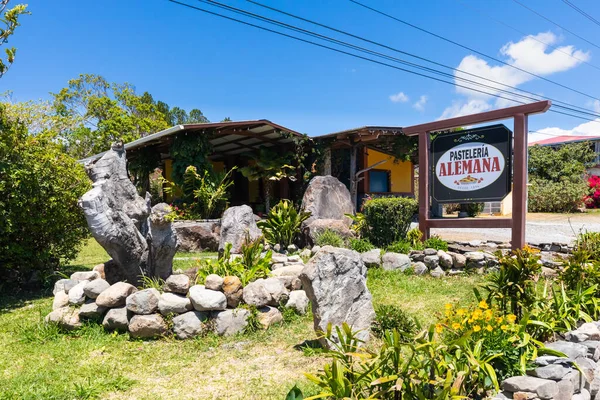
[{"left": 257, "top": 199, "right": 310, "bottom": 248}]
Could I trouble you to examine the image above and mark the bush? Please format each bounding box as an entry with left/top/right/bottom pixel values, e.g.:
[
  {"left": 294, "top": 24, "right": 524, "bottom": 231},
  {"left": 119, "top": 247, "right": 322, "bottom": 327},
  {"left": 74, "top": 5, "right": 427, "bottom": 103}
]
[
  {"left": 575, "top": 231, "right": 600, "bottom": 261},
  {"left": 362, "top": 197, "right": 418, "bottom": 247},
  {"left": 528, "top": 178, "right": 587, "bottom": 213},
  {"left": 386, "top": 240, "right": 411, "bottom": 254},
  {"left": 314, "top": 229, "right": 345, "bottom": 247},
  {"left": 406, "top": 227, "right": 423, "bottom": 249},
  {"left": 0, "top": 105, "right": 91, "bottom": 285},
  {"left": 423, "top": 235, "right": 448, "bottom": 251},
  {"left": 466, "top": 202, "right": 484, "bottom": 217},
  {"left": 371, "top": 304, "right": 418, "bottom": 339},
  {"left": 584, "top": 175, "right": 600, "bottom": 208},
  {"left": 348, "top": 238, "right": 374, "bottom": 253},
  {"left": 257, "top": 199, "right": 310, "bottom": 247}
]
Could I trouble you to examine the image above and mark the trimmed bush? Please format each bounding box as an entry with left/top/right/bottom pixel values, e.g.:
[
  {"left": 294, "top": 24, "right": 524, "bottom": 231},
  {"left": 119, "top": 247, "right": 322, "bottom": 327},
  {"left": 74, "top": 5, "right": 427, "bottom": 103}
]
[
  {"left": 314, "top": 229, "right": 345, "bottom": 247},
  {"left": 528, "top": 178, "right": 587, "bottom": 213},
  {"left": 349, "top": 238, "right": 375, "bottom": 253},
  {"left": 362, "top": 197, "right": 418, "bottom": 247}
]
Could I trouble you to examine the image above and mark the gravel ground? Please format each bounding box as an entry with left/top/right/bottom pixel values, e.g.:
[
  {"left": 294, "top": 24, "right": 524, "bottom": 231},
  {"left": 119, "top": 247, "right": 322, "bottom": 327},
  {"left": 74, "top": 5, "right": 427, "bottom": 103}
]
[{"left": 411, "top": 212, "right": 600, "bottom": 245}]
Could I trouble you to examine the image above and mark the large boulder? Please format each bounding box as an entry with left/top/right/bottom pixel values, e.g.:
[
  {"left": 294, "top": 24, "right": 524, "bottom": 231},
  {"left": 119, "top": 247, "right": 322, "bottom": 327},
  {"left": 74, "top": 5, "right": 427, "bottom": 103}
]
[
  {"left": 300, "top": 246, "right": 375, "bottom": 347},
  {"left": 286, "top": 290, "right": 309, "bottom": 315},
  {"left": 243, "top": 278, "right": 289, "bottom": 307},
  {"left": 173, "top": 220, "right": 220, "bottom": 252},
  {"left": 102, "top": 307, "right": 129, "bottom": 331},
  {"left": 164, "top": 274, "right": 190, "bottom": 294},
  {"left": 79, "top": 300, "right": 107, "bottom": 321},
  {"left": 126, "top": 288, "right": 160, "bottom": 315},
  {"left": 83, "top": 279, "right": 110, "bottom": 299},
  {"left": 188, "top": 285, "right": 227, "bottom": 311},
  {"left": 147, "top": 203, "right": 179, "bottom": 280},
  {"left": 213, "top": 309, "right": 250, "bottom": 336},
  {"left": 158, "top": 292, "right": 193, "bottom": 315},
  {"left": 68, "top": 280, "right": 89, "bottom": 305},
  {"left": 218, "top": 205, "right": 262, "bottom": 254},
  {"left": 96, "top": 282, "right": 137, "bottom": 308},
  {"left": 172, "top": 311, "right": 208, "bottom": 339},
  {"left": 129, "top": 314, "right": 168, "bottom": 339}
]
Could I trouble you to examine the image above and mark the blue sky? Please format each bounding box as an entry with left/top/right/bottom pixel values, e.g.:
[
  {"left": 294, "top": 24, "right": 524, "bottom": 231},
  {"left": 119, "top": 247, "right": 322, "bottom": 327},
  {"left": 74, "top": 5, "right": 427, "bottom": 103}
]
[{"left": 3, "top": 0, "right": 600, "bottom": 141}]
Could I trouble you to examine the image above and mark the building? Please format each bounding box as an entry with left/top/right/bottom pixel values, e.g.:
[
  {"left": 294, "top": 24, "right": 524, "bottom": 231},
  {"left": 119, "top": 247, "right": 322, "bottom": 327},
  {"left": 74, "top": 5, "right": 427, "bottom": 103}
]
[{"left": 529, "top": 135, "right": 600, "bottom": 175}]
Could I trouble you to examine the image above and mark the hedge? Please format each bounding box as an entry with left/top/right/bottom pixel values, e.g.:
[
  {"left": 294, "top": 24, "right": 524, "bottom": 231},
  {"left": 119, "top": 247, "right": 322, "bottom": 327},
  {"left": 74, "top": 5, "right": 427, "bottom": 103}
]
[{"left": 362, "top": 197, "right": 418, "bottom": 247}]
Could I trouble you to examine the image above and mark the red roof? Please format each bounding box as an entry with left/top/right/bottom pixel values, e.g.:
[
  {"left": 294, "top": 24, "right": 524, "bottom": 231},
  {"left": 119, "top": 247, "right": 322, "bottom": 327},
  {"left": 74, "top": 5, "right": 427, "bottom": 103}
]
[{"left": 529, "top": 135, "right": 600, "bottom": 146}]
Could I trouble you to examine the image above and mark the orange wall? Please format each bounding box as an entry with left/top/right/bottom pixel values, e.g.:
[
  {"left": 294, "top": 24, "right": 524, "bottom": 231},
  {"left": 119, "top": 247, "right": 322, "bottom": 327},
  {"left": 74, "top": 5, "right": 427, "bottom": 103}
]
[{"left": 366, "top": 149, "right": 413, "bottom": 193}]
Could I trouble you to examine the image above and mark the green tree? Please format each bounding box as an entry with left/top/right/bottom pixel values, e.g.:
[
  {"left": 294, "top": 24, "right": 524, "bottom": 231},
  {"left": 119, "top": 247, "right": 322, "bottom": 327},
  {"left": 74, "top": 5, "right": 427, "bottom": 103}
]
[
  {"left": 0, "top": 104, "right": 91, "bottom": 286},
  {"left": 0, "top": 1, "right": 29, "bottom": 78}
]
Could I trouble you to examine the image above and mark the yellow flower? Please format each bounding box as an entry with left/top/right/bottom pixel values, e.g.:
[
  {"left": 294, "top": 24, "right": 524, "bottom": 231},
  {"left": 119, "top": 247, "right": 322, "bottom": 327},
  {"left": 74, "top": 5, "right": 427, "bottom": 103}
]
[
  {"left": 484, "top": 309, "right": 493, "bottom": 321},
  {"left": 506, "top": 314, "right": 517, "bottom": 324},
  {"left": 501, "top": 325, "right": 508, "bottom": 331},
  {"left": 456, "top": 309, "right": 466, "bottom": 316},
  {"left": 473, "top": 325, "right": 481, "bottom": 332},
  {"left": 486, "top": 325, "right": 493, "bottom": 332},
  {"left": 496, "top": 316, "right": 504, "bottom": 323},
  {"left": 445, "top": 303, "right": 453, "bottom": 310},
  {"left": 472, "top": 309, "right": 482, "bottom": 320},
  {"left": 435, "top": 324, "right": 444, "bottom": 333},
  {"left": 452, "top": 322, "right": 461, "bottom": 330},
  {"left": 445, "top": 310, "right": 453, "bottom": 317},
  {"left": 478, "top": 300, "right": 489, "bottom": 309}
]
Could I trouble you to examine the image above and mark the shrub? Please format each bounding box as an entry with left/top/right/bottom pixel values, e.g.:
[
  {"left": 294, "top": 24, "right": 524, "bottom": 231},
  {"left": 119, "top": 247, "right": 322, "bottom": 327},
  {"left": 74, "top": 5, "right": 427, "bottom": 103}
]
[
  {"left": 423, "top": 235, "right": 448, "bottom": 251},
  {"left": 584, "top": 175, "right": 600, "bottom": 208},
  {"left": 0, "top": 105, "right": 91, "bottom": 285},
  {"left": 348, "top": 238, "right": 374, "bottom": 253},
  {"left": 257, "top": 199, "right": 310, "bottom": 247},
  {"left": 386, "top": 240, "right": 411, "bottom": 254},
  {"left": 528, "top": 178, "right": 588, "bottom": 213},
  {"left": 371, "top": 304, "right": 418, "bottom": 339},
  {"left": 466, "top": 202, "right": 485, "bottom": 217},
  {"left": 345, "top": 212, "right": 367, "bottom": 238},
  {"left": 362, "top": 197, "right": 418, "bottom": 247},
  {"left": 406, "top": 227, "right": 423, "bottom": 249},
  {"left": 575, "top": 231, "right": 600, "bottom": 261},
  {"left": 314, "top": 229, "right": 345, "bottom": 248}
]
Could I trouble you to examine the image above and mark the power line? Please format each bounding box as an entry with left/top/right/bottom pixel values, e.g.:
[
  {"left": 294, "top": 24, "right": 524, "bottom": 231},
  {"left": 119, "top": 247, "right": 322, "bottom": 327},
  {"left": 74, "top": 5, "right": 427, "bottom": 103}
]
[
  {"left": 511, "top": 0, "right": 600, "bottom": 50},
  {"left": 241, "top": 0, "right": 600, "bottom": 118},
  {"left": 561, "top": 0, "right": 600, "bottom": 29},
  {"left": 349, "top": 0, "right": 600, "bottom": 102},
  {"left": 168, "top": 0, "right": 600, "bottom": 126},
  {"left": 454, "top": 0, "right": 600, "bottom": 72}
]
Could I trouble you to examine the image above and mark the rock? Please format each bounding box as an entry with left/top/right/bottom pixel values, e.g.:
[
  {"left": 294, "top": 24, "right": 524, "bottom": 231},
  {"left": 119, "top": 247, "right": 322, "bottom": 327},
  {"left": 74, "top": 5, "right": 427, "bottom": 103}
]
[
  {"left": 204, "top": 274, "right": 224, "bottom": 291},
  {"left": 361, "top": 249, "right": 381, "bottom": 268},
  {"left": 300, "top": 175, "right": 354, "bottom": 225},
  {"left": 126, "top": 288, "right": 160, "bottom": 315},
  {"left": 573, "top": 389, "right": 591, "bottom": 400},
  {"left": 423, "top": 255, "right": 440, "bottom": 269},
  {"left": 430, "top": 266, "right": 446, "bottom": 278},
  {"left": 83, "top": 279, "right": 110, "bottom": 299},
  {"left": 189, "top": 286, "right": 227, "bottom": 311},
  {"left": 491, "top": 391, "right": 513, "bottom": 400},
  {"left": 273, "top": 244, "right": 281, "bottom": 252},
  {"left": 129, "top": 314, "right": 168, "bottom": 339},
  {"left": 513, "top": 392, "right": 537, "bottom": 400},
  {"left": 556, "top": 377, "right": 575, "bottom": 400},
  {"left": 574, "top": 356, "right": 596, "bottom": 383},
  {"left": 411, "top": 262, "right": 428, "bottom": 275},
  {"left": 218, "top": 205, "right": 262, "bottom": 254},
  {"left": 158, "top": 292, "right": 192, "bottom": 315},
  {"left": 92, "top": 263, "right": 106, "bottom": 279},
  {"left": 79, "top": 300, "right": 107, "bottom": 320},
  {"left": 287, "top": 254, "right": 301, "bottom": 263},
  {"left": 580, "top": 341, "right": 600, "bottom": 361},
  {"left": 164, "top": 274, "right": 190, "bottom": 294},
  {"left": 300, "top": 248, "right": 312, "bottom": 260},
  {"left": 68, "top": 280, "right": 88, "bottom": 305},
  {"left": 564, "top": 370, "right": 585, "bottom": 394},
  {"left": 173, "top": 220, "right": 220, "bottom": 252},
  {"left": 410, "top": 251, "right": 425, "bottom": 262},
  {"left": 272, "top": 253, "right": 288, "bottom": 264},
  {"left": 286, "top": 290, "right": 309, "bottom": 314},
  {"left": 469, "top": 240, "right": 482, "bottom": 247},
  {"left": 545, "top": 341, "right": 588, "bottom": 361},
  {"left": 242, "top": 279, "right": 271, "bottom": 307},
  {"left": 451, "top": 253, "right": 467, "bottom": 268},
  {"left": 61, "top": 279, "right": 81, "bottom": 294},
  {"left": 96, "top": 282, "right": 137, "bottom": 308},
  {"left": 465, "top": 252, "right": 485, "bottom": 262},
  {"left": 102, "top": 307, "right": 129, "bottom": 331},
  {"left": 70, "top": 271, "right": 100, "bottom": 281},
  {"left": 262, "top": 277, "right": 289, "bottom": 306},
  {"left": 275, "top": 275, "right": 302, "bottom": 291},
  {"left": 213, "top": 309, "right": 250, "bottom": 336},
  {"left": 541, "top": 266, "right": 558, "bottom": 278},
  {"left": 311, "top": 245, "right": 321, "bottom": 255},
  {"left": 257, "top": 306, "right": 283, "bottom": 329},
  {"left": 300, "top": 246, "right": 375, "bottom": 347},
  {"left": 530, "top": 364, "right": 572, "bottom": 380},
  {"left": 423, "top": 248, "right": 437, "bottom": 256},
  {"left": 534, "top": 356, "right": 572, "bottom": 367},
  {"left": 148, "top": 203, "right": 179, "bottom": 280},
  {"left": 448, "top": 268, "right": 465, "bottom": 276},
  {"left": 270, "top": 264, "right": 304, "bottom": 278},
  {"left": 287, "top": 244, "right": 298, "bottom": 253},
  {"left": 437, "top": 250, "right": 453, "bottom": 268},
  {"left": 382, "top": 253, "right": 411, "bottom": 271},
  {"left": 45, "top": 307, "right": 81, "bottom": 330},
  {"left": 53, "top": 290, "right": 69, "bottom": 310},
  {"left": 501, "top": 376, "right": 559, "bottom": 399},
  {"left": 102, "top": 259, "right": 128, "bottom": 284},
  {"left": 53, "top": 279, "right": 71, "bottom": 295},
  {"left": 579, "top": 323, "right": 600, "bottom": 340},
  {"left": 271, "top": 263, "right": 285, "bottom": 270},
  {"left": 172, "top": 311, "right": 208, "bottom": 339},
  {"left": 303, "top": 219, "right": 353, "bottom": 246},
  {"left": 222, "top": 276, "right": 243, "bottom": 308}
]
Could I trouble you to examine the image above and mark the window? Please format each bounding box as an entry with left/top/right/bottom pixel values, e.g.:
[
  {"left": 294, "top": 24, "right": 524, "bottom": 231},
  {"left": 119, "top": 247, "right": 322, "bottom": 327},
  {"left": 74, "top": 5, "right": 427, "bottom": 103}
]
[{"left": 369, "top": 170, "right": 390, "bottom": 193}]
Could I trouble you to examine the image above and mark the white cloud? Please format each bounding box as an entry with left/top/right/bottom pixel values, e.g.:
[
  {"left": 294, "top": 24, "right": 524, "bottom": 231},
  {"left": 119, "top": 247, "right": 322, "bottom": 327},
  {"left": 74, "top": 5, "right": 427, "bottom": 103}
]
[
  {"left": 588, "top": 100, "right": 600, "bottom": 114},
  {"left": 413, "top": 95, "right": 428, "bottom": 111},
  {"left": 389, "top": 91, "right": 409, "bottom": 103},
  {"left": 439, "top": 99, "right": 491, "bottom": 120},
  {"left": 441, "top": 32, "right": 589, "bottom": 119},
  {"left": 530, "top": 118, "right": 600, "bottom": 144}
]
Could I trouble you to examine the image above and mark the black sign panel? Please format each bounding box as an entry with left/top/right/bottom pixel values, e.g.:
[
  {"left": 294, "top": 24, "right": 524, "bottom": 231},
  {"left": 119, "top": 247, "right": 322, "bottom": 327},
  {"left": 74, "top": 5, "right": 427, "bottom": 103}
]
[{"left": 431, "top": 124, "right": 512, "bottom": 203}]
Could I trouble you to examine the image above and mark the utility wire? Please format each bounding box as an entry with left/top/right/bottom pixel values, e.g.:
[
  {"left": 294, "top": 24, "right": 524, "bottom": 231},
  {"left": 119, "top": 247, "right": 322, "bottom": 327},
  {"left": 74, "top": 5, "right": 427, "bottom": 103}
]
[
  {"left": 511, "top": 0, "right": 600, "bottom": 50},
  {"left": 241, "top": 0, "right": 600, "bottom": 118},
  {"left": 561, "top": 0, "right": 600, "bottom": 29},
  {"left": 168, "top": 0, "right": 600, "bottom": 125},
  {"left": 349, "top": 0, "right": 600, "bottom": 102},
  {"left": 455, "top": 0, "right": 600, "bottom": 71}
]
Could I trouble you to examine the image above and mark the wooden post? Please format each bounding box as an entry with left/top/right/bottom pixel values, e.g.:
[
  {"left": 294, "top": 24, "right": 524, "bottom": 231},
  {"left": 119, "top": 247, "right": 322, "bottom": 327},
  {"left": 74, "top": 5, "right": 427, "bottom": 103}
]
[
  {"left": 323, "top": 148, "right": 332, "bottom": 175},
  {"left": 512, "top": 113, "right": 528, "bottom": 250},
  {"left": 418, "top": 132, "right": 430, "bottom": 240},
  {"left": 350, "top": 145, "right": 357, "bottom": 210}
]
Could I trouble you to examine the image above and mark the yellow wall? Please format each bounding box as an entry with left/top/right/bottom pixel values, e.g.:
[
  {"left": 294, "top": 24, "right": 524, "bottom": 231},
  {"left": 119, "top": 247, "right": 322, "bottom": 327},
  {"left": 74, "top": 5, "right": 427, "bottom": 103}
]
[{"left": 366, "top": 149, "right": 413, "bottom": 193}]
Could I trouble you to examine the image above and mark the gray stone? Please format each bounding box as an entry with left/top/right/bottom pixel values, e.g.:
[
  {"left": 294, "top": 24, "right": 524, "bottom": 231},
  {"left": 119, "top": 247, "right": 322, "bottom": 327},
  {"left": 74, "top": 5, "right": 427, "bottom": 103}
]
[
  {"left": 275, "top": 275, "right": 302, "bottom": 291},
  {"left": 62, "top": 279, "right": 80, "bottom": 294},
  {"left": 530, "top": 364, "right": 572, "bottom": 380},
  {"left": 70, "top": 271, "right": 100, "bottom": 281},
  {"left": 45, "top": 307, "right": 81, "bottom": 330},
  {"left": 423, "top": 248, "right": 437, "bottom": 256},
  {"left": 83, "top": 279, "right": 110, "bottom": 299},
  {"left": 564, "top": 370, "right": 585, "bottom": 394},
  {"left": 578, "top": 323, "right": 600, "bottom": 340},
  {"left": 437, "top": 250, "right": 453, "bottom": 268},
  {"left": 451, "top": 253, "right": 467, "bottom": 268},
  {"left": 189, "top": 286, "right": 227, "bottom": 311},
  {"left": 102, "top": 307, "right": 129, "bottom": 331},
  {"left": 300, "top": 248, "right": 312, "bottom": 260},
  {"left": 164, "top": 274, "right": 190, "bottom": 294},
  {"left": 556, "top": 377, "right": 575, "bottom": 400},
  {"left": 491, "top": 391, "right": 513, "bottom": 400},
  {"left": 158, "top": 292, "right": 192, "bottom": 315},
  {"left": 411, "top": 262, "right": 428, "bottom": 275},
  {"left": 257, "top": 306, "right": 283, "bottom": 329},
  {"left": 93, "top": 263, "right": 106, "bottom": 279},
  {"left": 172, "top": 220, "right": 220, "bottom": 252},
  {"left": 534, "top": 356, "right": 572, "bottom": 367},
  {"left": 272, "top": 254, "right": 288, "bottom": 264},
  {"left": 465, "top": 252, "right": 485, "bottom": 262},
  {"left": 172, "top": 311, "right": 208, "bottom": 339},
  {"left": 574, "top": 356, "right": 596, "bottom": 384},
  {"left": 273, "top": 244, "right": 281, "bottom": 252},
  {"left": 581, "top": 341, "right": 600, "bottom": 361},
  {"left": 79, "top": 300, "right": 107, "bottom": 320},
  {"left": 126, "top": 288, "right": 160, "bottom": 315},
  {"left": 300, "top": 246, "right": 375, "bottom": 347},
  {"left": 300, "top": 175, "right": 353, "bottom": 225},
  {"left": 52, "top": 290, "right": 69, "bottom": 310},
  {"left": 53, "top": 279, "right": 71, "bottom": 295},
  {"left": 147, "top": 203, "right": 180, "bottom": 280},
  {"left": 213, "top": 309, "right": 250, "bottom": 336},
  {"left": 204, "top": 274, "right": 224, "bottom": 291},
  {"left": 311, "top": 245, "right": 321, "bottom": 255},
  {"left": 286, "top": 290, "right": 309, "bottom": 314},
  {"left": 545, "top": 341, "right": 588, "bottom": 361},
  {"left": 423, "top": 255, "right": 440, "bottom": 269},
  {"left": 567, "top": 331, "right": 591, "bottom": 343},
  {"left": 222, "top": 276, "right": 243, "bottom": 308},
  {"left": 430, "top": 266, "right": 446, "bottom": 278},
  {"left": 469, "top": 240, "right": 482, "bottom": 247},
  {"left": 382, "top": 252, "right": 411, "bottom": 271},
  {"left": 96, "top": 282, "right": 137, "bottom": 308},
  {"left": 68, "top": 280, "right": 89, "bottom": 305},
  {"left": 129, "top": 314, "right": 168, "bottom": 339},
  {"left": 271, "top": 263, "right": 285, "bottom": 270},
  {"left": 573, "top": 389, "right": 591, "bottom": 400},
  {"left": 242, "top": 279, "right": 271, "bottom": 307},
  {"left": 501, "top": 376, "right": 559, "bottom": 399},
  {"left": 219, "top": 205, "right": 262, "bottom": 254},
  {"left": 270, "top": 264, "right": 304, "bottom": 278},
  {"left": 262, "top": 277, "right": 289, "bottom": 306}
]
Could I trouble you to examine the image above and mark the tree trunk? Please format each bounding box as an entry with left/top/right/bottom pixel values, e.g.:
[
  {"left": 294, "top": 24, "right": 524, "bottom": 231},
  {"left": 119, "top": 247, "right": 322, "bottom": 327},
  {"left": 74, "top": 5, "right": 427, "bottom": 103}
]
[{"left": 263, "top": 177, "right": 272, "bottom": 213}]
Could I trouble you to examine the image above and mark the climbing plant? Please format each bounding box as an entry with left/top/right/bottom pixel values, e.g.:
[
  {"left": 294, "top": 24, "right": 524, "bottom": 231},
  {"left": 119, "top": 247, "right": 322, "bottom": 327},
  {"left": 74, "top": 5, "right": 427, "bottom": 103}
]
[{"left": 170, "top": 131, "right": 213, "bottom": 186}]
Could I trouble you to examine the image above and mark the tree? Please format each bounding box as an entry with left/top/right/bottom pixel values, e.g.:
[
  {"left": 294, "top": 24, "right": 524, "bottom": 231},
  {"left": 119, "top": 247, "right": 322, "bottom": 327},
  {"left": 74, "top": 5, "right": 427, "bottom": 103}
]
[{"left": 0, "top": 1, "right": 29, "bottom": 78}]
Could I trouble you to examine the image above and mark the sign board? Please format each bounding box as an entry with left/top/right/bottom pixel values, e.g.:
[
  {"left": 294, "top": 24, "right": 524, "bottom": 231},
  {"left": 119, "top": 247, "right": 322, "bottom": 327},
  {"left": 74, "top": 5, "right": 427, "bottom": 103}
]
[{"left": 431, "top": 124, "right": 512, "bottom": 203}]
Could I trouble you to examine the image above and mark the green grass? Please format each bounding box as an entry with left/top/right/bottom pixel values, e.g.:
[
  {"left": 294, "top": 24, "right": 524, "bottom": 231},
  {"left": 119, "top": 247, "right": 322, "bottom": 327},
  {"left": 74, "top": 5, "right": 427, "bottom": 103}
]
[{"left": 0, "top": 240, "right": 482, "bottom": 399}]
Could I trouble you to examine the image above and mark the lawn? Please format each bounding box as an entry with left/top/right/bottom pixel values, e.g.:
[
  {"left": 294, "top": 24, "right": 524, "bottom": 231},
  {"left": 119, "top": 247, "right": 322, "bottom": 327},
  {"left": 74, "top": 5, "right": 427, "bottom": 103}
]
[{"left": 0, "top": 240, "right": 483, "bottom": 400}]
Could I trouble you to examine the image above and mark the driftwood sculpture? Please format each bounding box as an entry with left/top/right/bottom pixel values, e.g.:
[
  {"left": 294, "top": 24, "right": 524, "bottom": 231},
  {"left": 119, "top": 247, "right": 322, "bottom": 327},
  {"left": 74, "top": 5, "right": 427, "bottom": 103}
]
[{"left": 79, "top": 142, "right": 178, "bottom": 285}]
